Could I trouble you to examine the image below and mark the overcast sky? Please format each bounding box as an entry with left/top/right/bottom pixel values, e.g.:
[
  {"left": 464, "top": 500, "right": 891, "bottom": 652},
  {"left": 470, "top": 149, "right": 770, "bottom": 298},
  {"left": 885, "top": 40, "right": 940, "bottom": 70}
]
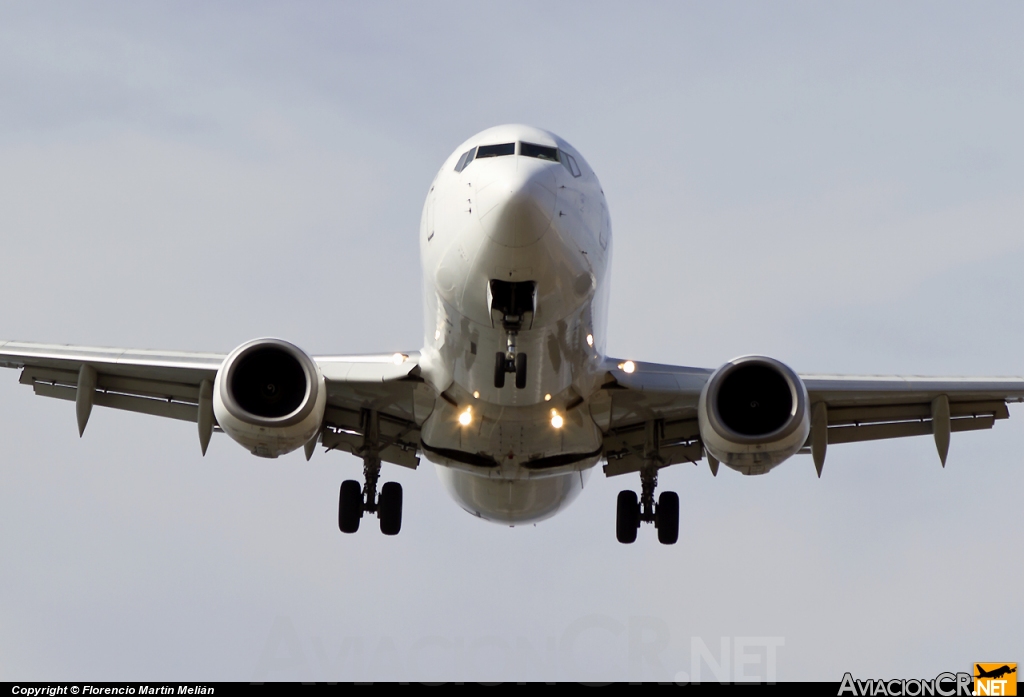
[{"left": 1, "top": 1, "right": 1022, "bottom": 682}]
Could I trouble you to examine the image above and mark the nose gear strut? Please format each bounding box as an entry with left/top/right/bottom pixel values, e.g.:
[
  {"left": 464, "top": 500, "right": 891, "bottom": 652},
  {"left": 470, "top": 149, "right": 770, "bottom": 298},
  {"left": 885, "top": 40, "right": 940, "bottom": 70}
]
[
  {"left": 488, "top": 280, "right": 536, "bottom": 390},
  {"left": 494, "top": 331, "right": 528, "bottom": 389}
]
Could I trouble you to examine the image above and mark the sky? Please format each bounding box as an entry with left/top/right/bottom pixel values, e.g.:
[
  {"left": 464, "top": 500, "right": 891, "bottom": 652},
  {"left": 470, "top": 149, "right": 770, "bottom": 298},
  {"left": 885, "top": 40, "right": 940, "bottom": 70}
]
[{"left": 0, "top": 1, "right": 1022, "bottom": 682}]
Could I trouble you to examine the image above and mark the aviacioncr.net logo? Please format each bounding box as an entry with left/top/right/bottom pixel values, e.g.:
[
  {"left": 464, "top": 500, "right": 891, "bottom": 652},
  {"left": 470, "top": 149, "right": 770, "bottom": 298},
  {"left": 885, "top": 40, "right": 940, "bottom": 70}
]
[{"left": 839, "top": 672, "right": 973, "bottom": 696}]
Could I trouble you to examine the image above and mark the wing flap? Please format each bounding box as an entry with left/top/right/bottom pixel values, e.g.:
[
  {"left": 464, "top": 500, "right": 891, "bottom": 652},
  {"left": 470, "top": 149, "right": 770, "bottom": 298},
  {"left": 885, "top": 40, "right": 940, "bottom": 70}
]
[
  {"left": 319, "top": 405, "right": 421, "bottom": 469},
  {"left": 819, "top": 398, "right": 1008, "bottom": 446},
  {"left": 30, "top": 379, "right": 199, "bottom": 423},
  {"left": 827, "top": 414, "right": 996, "bottom": 445},
  {"left": 825, "top": 399, "right": 1010, "bottom": 425},
  {"left": 19, "top": 365, "right": 203, "bottom": 402},
  {"left": 602, "top": 418, "right": 702, "bottom": 477}
]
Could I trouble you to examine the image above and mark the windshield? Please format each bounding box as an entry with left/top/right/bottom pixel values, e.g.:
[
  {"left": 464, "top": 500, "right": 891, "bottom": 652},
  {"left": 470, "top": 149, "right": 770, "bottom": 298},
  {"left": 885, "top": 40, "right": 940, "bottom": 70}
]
[{"left": 520, "top": 142, "right": 559, "bottom": 162}]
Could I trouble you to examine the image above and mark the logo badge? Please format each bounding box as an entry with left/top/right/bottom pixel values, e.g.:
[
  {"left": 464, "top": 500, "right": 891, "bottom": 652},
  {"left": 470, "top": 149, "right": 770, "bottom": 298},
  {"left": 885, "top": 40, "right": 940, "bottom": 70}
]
[{"left": 974, "top": 663, "right": 1017, "bottom": 696}]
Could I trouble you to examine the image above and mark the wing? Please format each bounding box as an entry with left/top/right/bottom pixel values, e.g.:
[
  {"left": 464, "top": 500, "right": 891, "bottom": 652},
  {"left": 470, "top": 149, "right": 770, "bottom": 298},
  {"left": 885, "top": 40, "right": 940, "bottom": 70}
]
[
  {"left": 800, "top": 374, "right": 1024, "bottom": 447},
  {"left": 595, "top": 357, "right": 1024, "bottom": 476},
  {"left": 313, "top": 353, "right": 429, "bottom": 469},
  {"left": 594, "top": 360, "right": 710, "bottom": 476},
  {"left": 0, "top": 340, "right": 428, "bottom": 467},
  {"left": 0, "top": 340, "right": 224, "bottom": 425}
]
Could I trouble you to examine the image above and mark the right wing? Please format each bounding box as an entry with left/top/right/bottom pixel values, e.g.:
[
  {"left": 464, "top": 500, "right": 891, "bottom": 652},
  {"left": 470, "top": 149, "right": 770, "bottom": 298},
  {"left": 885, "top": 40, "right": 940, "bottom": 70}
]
[
  {"left": 312, "top": 353, "right": 430, "bottom": 469},
  {"left": 0, "top": 340, "right": 224, "bottom": 426}
]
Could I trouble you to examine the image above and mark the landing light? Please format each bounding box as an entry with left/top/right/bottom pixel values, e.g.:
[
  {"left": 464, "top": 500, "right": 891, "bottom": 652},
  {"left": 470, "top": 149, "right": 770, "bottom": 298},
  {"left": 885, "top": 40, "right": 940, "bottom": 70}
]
[
  {"left": 619, "top": 360, "right": 636, "bottom": 374},
  {"left": 434, "top": 329, "right": 441, "bottom": 341},
  {"left": 392, "top": 353, "right": 407, "bottom": 365},
  {"left": 544, "top": 393, "right": 551, "bottom": 402},
  {"left": 550, "top": 409, "right": 564, "bottom": 429},
  {"left": 458, "top": 408, "right": 473, "bottom": 426},
  {"left": 473, "top": 391, "right": 480, "bottom": 399},
  {"left": 586, "top": 334, "right": 594, "bottom": 347}
]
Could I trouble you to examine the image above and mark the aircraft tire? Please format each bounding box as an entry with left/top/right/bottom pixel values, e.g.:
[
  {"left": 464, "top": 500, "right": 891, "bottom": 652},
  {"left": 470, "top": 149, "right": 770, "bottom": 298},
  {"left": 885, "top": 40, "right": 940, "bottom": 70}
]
[
  {"left": 379, "top": 482, "right": 403, "bottom": 536},
  {"left": 338, "top": 480, "right": 362, "bottom": 533},
  {"left": 494, "top": 352, "right": 506, "bottom": 388},
  {"left": 515, "top": 353, "right": 527, "bottom": 389},
  {"left": 616, "top": 490, "right": 640, "bottom": 544},
  {"left": 656, "top": 491, "right": 679, "bottom": 545}
]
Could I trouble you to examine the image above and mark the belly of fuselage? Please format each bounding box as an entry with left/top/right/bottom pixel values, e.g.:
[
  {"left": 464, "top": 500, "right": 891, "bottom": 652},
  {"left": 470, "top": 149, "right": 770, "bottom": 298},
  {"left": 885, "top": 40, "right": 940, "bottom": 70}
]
[{"left": 436, "top": 466, "right": 591, "bottom": 524}]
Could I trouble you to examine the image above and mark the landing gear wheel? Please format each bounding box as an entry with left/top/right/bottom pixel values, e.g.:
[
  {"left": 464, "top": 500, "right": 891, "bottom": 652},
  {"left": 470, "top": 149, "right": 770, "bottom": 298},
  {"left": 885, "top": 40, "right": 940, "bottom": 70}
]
[
  {"left": 655, "top": 491, "right": 679, "bottom": 545},
  {"left": 515, "top": 353, "right": 528, "bottom": 389},
  {"left": 494, "top": 352, "right": 506, "bottom": 389},
  {"left": 338, "top": 480, "right": 362, "bottom": 533},
  {"left": 378, "top": 481, "right": 403, "bottom": 536},
  {"left": 616, "top": 490, "right": 640, "bottom": 544}
]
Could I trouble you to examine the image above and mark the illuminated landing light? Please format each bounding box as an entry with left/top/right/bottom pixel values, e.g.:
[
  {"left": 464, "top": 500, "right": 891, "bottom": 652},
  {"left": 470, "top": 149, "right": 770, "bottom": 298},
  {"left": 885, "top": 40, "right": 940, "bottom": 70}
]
[
  {"left": 473, "top": 391, "right": 480, "bottom": 399},
  {"left": 458, "top": 408, "right": 473, "bottom": 426},
  {"left": 434, "top": 329, "right": 441, "bottom": 341},
  {"left": 550, "top": 409, "right": 564, "bottom": 429},
  {"left": 586, "top": 334, "right": 594, "bottom": 347},
  {"left": 392, "top": 353, "right": 407, "bottom": 365},
  {"left": 619, "top": 360, "right": 636, "bottom": 374},
  {"left": 544, "top": 393, "right": 552, "bottom": 402}
]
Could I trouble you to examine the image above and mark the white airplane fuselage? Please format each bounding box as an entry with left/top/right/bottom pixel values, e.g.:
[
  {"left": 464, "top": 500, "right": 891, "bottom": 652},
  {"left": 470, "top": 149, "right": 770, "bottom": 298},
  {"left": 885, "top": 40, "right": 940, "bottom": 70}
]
[{"left": 416, "top": 125, "right": 613, "bottom": 524}]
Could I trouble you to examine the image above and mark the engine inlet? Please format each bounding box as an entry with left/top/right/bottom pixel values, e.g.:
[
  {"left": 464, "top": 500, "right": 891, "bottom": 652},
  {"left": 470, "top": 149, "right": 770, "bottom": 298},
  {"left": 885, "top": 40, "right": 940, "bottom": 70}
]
[
  {"left": 716, "top": 363, "right": 794, "bottom": 437},
  {"left": 229, "top": 346, "right": 308, "bottom": 418}
]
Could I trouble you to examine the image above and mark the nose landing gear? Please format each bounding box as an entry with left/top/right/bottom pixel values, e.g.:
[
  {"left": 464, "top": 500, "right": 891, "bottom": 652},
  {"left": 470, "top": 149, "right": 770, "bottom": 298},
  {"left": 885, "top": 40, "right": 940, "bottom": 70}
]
[
  {"left": 494, "top": 342, "right": 528, "bottom": 389},
  {"left": 489, "top": 279, "right": 535, "bottom": 390}
]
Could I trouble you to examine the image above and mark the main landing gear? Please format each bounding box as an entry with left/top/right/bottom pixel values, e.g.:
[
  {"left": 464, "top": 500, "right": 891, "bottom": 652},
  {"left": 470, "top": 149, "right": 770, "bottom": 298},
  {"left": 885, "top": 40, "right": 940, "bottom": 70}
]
[
  {"left": 616, "top": 466, "right": 679, "bottom": 545},
  {"left": 338, "top": 457, "right": 403, "bottom": 535}
]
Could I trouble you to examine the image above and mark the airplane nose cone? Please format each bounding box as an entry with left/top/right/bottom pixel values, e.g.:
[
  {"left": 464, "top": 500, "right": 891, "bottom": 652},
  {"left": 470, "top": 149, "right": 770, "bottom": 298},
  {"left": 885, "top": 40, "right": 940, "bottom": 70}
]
[{"left": 475, "top": 161, "right": 557, "bottom": 248}]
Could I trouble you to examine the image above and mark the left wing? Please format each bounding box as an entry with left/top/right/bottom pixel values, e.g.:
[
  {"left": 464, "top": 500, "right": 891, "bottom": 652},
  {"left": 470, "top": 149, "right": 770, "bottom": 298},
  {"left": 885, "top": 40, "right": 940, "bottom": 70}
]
[
  {"left": 596, "top": 358, "right": 1024, "bottom": 476},
  {"left": 0, "top": 340, "right": 428, "bottom": 465}
]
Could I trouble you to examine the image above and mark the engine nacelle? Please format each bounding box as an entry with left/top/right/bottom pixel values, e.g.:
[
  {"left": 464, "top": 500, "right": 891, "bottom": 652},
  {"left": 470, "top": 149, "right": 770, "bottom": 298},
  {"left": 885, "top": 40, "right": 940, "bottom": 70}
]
[
  {"left": 213, "top": 338, "right": 326, "bottom": 458},
  {"left": 698, "top": 355, "right": 809, "bottom": 475}
]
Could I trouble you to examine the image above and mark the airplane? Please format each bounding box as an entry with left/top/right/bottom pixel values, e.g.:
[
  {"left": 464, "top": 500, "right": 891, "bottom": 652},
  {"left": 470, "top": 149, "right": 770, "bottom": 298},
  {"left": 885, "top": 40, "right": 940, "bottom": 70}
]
[
  {"left": 975, "top": 665, "right": 1016, "bottom": 680},
  {"left": 3, "top": 123, "right": 1024, "bottom": 545}
]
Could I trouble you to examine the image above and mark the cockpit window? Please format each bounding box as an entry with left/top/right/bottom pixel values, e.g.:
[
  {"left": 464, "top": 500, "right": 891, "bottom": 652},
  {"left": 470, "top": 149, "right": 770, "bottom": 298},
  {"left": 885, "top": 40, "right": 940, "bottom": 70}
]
[
  {"left": 559, "top": 149, "right": 582, "bottom": 177},
  {"left": 454, "top": 147, "right": 476, "bottom": 173},
  {"left": 476, "top": 143, "right": 515, "bottom": 159},
  {"left": 520, "top": 142, "right": 559, "bottom": 162}
]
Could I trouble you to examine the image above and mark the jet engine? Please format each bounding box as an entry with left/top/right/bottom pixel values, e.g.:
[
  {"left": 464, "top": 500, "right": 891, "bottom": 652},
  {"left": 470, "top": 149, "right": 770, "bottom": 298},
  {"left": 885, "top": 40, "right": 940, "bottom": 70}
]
[
  {"left": 213, "top": 338, "right": 326, "bottom": 458},
  {"left": 697, "top": 355, "right": 809, "bottom": 475}
]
